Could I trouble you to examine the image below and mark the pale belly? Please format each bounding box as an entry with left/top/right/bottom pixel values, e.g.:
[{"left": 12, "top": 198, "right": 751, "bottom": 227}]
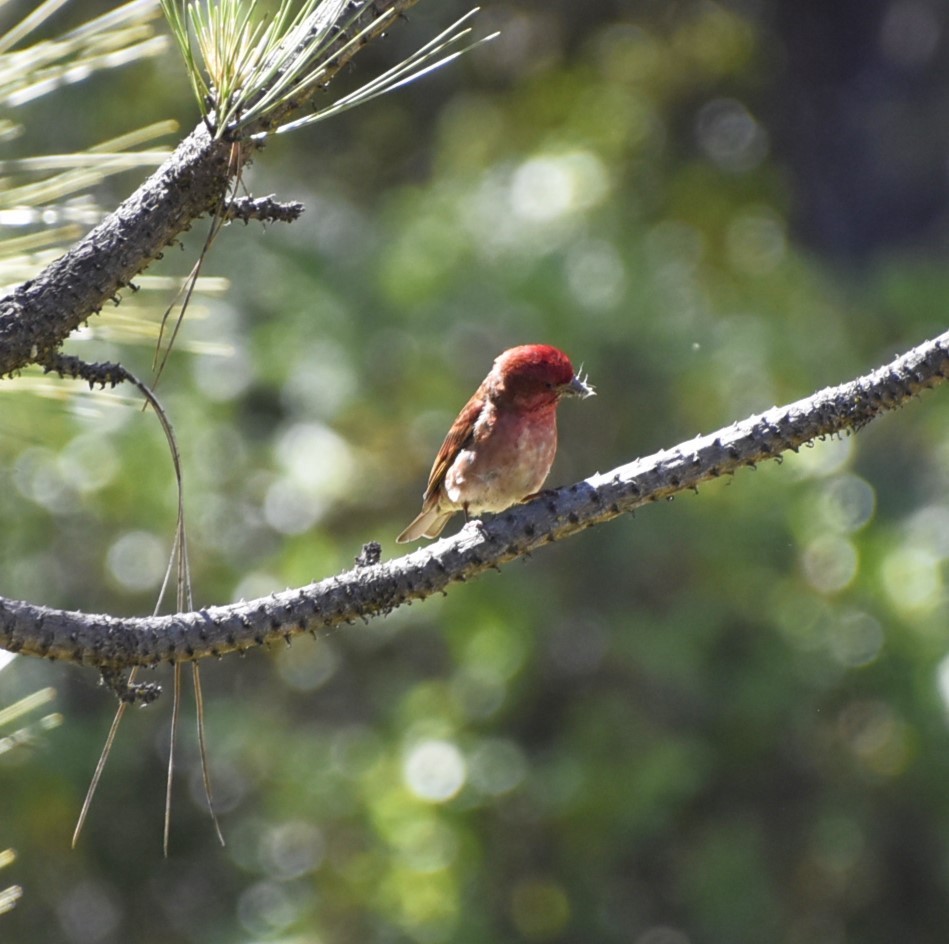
[{"left": 443, "top": 408, "right": 558, "bottom": 513}]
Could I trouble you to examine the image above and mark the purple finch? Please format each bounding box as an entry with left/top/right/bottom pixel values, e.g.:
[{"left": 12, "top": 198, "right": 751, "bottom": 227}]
[{"left": 397, "top": 344, "right": 594, "bottom": 543}]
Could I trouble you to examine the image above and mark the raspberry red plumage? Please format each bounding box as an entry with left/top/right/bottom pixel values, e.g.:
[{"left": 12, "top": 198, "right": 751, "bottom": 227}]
[{"left": 397, "top": 344, "right": 594, "bottom": 543}]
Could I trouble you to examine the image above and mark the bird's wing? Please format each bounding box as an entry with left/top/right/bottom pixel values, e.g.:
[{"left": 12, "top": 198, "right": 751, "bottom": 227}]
[{"left": 422, "top": 384, "right": 486, "bottom": 502}]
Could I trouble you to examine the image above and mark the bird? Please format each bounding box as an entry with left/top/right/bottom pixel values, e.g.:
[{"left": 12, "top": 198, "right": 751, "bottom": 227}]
[{"left": 396, "top": 344, "right": 594, "bottom": 543}]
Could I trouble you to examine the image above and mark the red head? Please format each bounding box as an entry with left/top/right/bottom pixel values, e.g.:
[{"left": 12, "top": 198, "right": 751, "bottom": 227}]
[{"left": 489, "top": 344, "right": 594, "bottom": 408}]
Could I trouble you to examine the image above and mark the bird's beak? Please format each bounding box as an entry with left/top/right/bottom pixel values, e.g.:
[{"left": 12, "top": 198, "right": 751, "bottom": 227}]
[{"left": 563, "top": 372, "right": 596, "bottom": 399}]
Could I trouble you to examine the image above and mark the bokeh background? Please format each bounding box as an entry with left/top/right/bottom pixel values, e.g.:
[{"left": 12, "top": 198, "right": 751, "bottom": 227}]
[{"left": 3, "top": 0, "right": 949, "bottom": 942}]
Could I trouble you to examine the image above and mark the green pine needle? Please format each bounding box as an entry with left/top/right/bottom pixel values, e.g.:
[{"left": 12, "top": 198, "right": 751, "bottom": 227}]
[
  {"left": 160, "top": 0, "right": 495, "bottom": 139},
  {"left": 0, "top": 0, "right": 174, "bottom": 285}
]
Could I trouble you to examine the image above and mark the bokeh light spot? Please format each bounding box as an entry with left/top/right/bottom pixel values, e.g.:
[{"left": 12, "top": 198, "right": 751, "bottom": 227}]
[
  {"left": 935, "top": 655, "right": 949, "bottom": 717},
  {"left": 818, "top": 474, "right": 876, "bottom": 534},
  {"left": 259, "top": 820, "right": 326, "bottom": 880},
  {"left": 469, "top": 738, "right": 528, "bottom": 797},
  {"left": 801, "top": 534, "right": 858, "bottom": 594},
  {"left": 880, "top": 0, "right": 940, "bottom": 67},
  {"left": 811, "top": 814, "right": 865, "bottom": 878},
  {"left": 191, "top": 344, "right": 252, "bottom": 402},
  {"left": 726, "top": 207, "right": 787, "bottom": 275},
  {"left": 403, "top": 739, "right": 466, "bottom": 803},
  {"left": 13, "top": 446, "right": 74, "bottom": 513},
  {"left": 391, "top": 817, "right": 459, "bottom": 874},
  {"left": 465, "top": 623, "right": 529, "bottom": 680},
  {"left": 450, "top": 665, "right": 507, "bottom": 721},
  {"left": 510, "top": 151, "right": 609, "bottom": 222},
  {"left": 281, "top": 342, "right": 356, "bottom": 419},
  {"left": 331, "top": 725, "right": 384, "bottom": 780},
  {"left": 55, "top": 879, "right": 122, "bottom": 944},
  {"left": 695, "top": 98, "right": 768, "bottom": 172},
  {"left": 265, "top": 419, "right": 354, "bottom": 530},
  {"left": 106, "top": 530, "right": 167, "bottom": 592},
  {"left": 904, "top": 503, "right": 949, "bottom": 558},
  {"left": 57, "top": 433, "right": 119, "bottom": 494},
  {"left": 565, "top": 239, "right": 626, "bottom": 311},
  {"left": 510, "top": 878, "right": 571, "bottom": 940},
  {"left": 277, "top": 421, "right": 355, "bottom": 493},
  {"left": 236, "top": 880, "right": 299, "bottom": 938},
  {"left": 837, "top": 700, "right": 911, "bottom": 777},
  {"left": 881, "top": 546, "right": 942, "bottom": 615},
  {"left": 828, "top": 610, "right": 884, "bottom": 668},
  {"left": 788, "top": 436, "right": 854, "bottom": 480},
  {"left": 275, "top": 638, "right": 340, "bottom": 692}
]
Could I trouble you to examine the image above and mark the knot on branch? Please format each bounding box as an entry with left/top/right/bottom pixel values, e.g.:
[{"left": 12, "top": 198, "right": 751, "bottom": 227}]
[
  {"left": 355, "top": 542, "right": 382, "bottom": 568},
  {"left": 100, "top": 667, "right": 162, "bottom": 705}
]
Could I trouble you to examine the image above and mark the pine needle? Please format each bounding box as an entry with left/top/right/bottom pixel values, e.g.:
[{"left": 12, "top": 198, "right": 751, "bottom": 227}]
[{"left": 161, "top": 0, "right": 493, "bottom": 141}]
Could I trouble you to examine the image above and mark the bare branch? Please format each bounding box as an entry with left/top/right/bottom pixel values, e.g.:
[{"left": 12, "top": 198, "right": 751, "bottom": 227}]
[
  {"left": 2, "top": 328, "right": 946, "bottom": 672},
  {"left": 222, "top": 194, "right": 305, "bottom": 224}
]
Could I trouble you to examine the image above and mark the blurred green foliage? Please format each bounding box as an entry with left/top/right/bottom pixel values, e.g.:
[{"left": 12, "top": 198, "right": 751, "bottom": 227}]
[{"left": 3, "top": 1, "right": 949, "bottom": 943}]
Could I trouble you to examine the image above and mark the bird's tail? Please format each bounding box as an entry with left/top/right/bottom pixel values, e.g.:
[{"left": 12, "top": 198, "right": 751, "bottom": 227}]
[{"left": 396, "top": 505, "right": 453, "bottom": 543}]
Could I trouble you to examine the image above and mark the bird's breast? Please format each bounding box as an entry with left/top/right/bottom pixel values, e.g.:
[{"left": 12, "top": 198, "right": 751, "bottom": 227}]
[{"left": 443, "top": 402, "right": 558, "bottom": 513}]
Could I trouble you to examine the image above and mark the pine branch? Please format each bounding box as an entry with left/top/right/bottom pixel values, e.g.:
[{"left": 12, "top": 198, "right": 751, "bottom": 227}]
[
  {"left": 1, "top": 328, "right": 946, "bottom": 673},
  {"left": 0, "top": 0, "right": 420, "bottom": 377},
  {"left": 222, "top": 194, "right": 305, "bottom": 223},
  {"left": 0, "top": 121, "right": 224, "bottom": 377}
]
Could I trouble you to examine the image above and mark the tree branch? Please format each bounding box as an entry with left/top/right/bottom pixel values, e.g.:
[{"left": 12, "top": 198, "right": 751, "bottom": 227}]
[
  {"left": 222, "top": 195, "right": 305, "bottom": 224},
  {"left": 2, "top": 328, "right": 946, "bottom": 671},
  {"left": 0, "top": 0, "right": 419, "bottom": 377},
  {"left": 0, "top": 126, "right": 229, "bottom": 376}
]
